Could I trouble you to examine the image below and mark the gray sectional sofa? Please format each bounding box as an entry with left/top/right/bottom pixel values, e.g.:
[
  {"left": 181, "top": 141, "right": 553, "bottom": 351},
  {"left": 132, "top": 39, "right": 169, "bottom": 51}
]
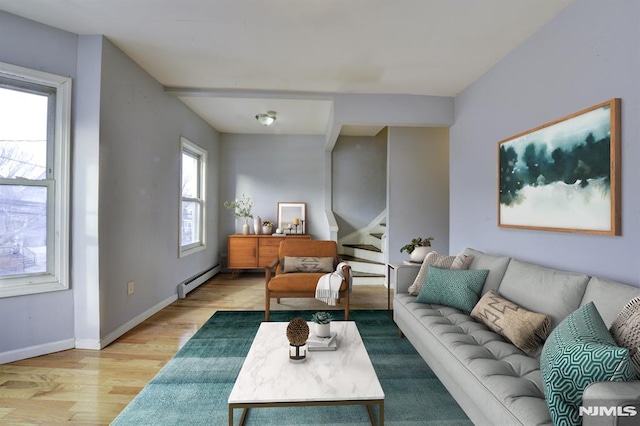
[{"left": 393, "top": 247, "right": 640, "bottom": 425}]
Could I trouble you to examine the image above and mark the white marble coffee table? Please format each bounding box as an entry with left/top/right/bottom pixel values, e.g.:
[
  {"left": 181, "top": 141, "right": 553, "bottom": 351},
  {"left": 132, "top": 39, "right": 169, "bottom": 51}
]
[{"left": 228, "top": 321, "right": 384, "bottom": 425}]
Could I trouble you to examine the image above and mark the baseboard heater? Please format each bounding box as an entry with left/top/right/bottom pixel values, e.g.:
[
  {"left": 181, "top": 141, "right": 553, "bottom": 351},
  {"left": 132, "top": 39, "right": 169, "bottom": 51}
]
[{"left": 177, "top": 263, "right": 221, "bottom": 299}]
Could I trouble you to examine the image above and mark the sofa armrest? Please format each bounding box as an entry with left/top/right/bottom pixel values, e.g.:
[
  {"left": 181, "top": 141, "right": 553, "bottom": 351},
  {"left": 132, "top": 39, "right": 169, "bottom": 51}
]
[
  {"left": 581, "top": 381, "right": 640, "bottom": 426},
  {"left": 393, "top": 264, "right": 421, "bottom": 294}
]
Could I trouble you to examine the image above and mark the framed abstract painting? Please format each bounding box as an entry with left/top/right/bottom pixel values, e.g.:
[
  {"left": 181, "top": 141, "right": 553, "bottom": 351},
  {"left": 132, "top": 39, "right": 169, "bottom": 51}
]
[{"left": 498, "top": 98, "right": 620, "bottom": 235}]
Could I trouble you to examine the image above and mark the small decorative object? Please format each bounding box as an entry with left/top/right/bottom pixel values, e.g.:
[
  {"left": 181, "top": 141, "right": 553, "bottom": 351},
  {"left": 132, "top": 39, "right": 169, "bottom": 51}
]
[
  {"left": 293, "top": 217, "right": 300, "bottom": 234},
  {"left": 224, "top": 193, "right": 254, "bottom": 235},
  {"left": 287, "top": 317, "right": 309, "bottom": 363},
  {"left": 275, "top": 227, "right": 282, "bottom": 234},
  {"left": 253, "top": 215, "right": 261, "bottom": 235},
  {"left": 311, "top": 311, "right": 333, "bottom": 338},
  {"left": 262, "top": 220, "right": 273, "bottom": 235},
  {"left": 400, "top": 236, "right": 434, "bottom": 263},
  {"left": 499, "top": 98, "right": 620, "bottom": 235}
]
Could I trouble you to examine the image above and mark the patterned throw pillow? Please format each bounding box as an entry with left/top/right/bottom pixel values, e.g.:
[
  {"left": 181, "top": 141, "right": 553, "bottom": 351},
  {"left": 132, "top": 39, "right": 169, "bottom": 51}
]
[
  {"left": 407, "top": 252, "right": 469, "bottom": 295},
  {"left": 282, "top": 256, "right": 334, "bottom": 273},
  {"left": 470, "top": 290, "right": 550, "bottom": 353},
  {"left": 540, "top": 302, "right": 634, "bottom": 426},
  {"left": 415, "top": 266, "right": 489, "bottom": 314},
  {"left": 610, "top": 296, "right": 640, "bottom": 378}
]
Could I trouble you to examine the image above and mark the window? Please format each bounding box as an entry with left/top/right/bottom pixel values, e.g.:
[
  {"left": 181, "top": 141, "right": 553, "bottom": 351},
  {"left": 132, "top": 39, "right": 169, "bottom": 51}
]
[
  {"left": 0, "top": 62, "right": 71, "bottom": 297},
  {"left": 180, "top": 137, "right": 206, "bottom": 257}
]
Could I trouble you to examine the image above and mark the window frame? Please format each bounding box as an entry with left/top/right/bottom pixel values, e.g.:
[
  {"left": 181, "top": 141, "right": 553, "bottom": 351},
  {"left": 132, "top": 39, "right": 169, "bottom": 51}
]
[
  {"left": 179, "top": 136, "right": 207, "bottom": 257},
  {"left": 0, "top": 61, "right": 71, "bottom": 298}
]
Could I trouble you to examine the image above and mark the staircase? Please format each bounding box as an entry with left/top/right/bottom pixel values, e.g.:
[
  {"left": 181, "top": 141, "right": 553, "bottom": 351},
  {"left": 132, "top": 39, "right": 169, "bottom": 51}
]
[{"left": 338, "top": 217, "right": 386, "bottom": 286}]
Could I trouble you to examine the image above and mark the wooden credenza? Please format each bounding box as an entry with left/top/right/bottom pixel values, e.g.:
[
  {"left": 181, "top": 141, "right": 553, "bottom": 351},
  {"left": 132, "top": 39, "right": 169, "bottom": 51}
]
[{"left": 228, "top": 234, "right": 312, "bottom": 277}]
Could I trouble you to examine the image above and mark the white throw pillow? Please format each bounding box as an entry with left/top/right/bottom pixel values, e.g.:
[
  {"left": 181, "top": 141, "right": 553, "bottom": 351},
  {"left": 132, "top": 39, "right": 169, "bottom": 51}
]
[{"left": 407, "top": 252, "right": 474, "bottom": 295}]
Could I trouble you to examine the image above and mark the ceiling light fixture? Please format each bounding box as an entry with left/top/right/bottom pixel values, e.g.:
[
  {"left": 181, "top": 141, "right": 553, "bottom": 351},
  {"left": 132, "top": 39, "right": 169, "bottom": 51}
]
[{"left": 255, "top": 110, "right": 277, "bottom": 126}]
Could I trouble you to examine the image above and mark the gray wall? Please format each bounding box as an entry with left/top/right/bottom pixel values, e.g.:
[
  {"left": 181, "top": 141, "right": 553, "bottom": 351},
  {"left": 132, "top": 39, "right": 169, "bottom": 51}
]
[
  {"left": 449, "top": 0, "right": 640, "bottom": 285},
  {"left": 73, "top": 35, "right": 103, "bottom": 347},
  {"left": 0, "top": 12, "right": 77, "bottom": 355},
  {"left": 98, "top": 38, "right": 221, "bottom": 336},
  {"left": 332, "top": 132, "right": 387, "bottom": 236},
  {"left": 0, "top": 11, "right": 221, "bottom": 358},
  {"left": 387, "top": 127, "right": 449, "bottom": 263},
  {"left": 219, "top": 134, "right": 325, "bottom": 263}
]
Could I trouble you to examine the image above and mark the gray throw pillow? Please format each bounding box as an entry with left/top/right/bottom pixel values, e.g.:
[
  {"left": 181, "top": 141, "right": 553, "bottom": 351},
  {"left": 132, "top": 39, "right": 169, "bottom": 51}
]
[
  {"left": 471, "top": 290, "right": 550, "bottom": 353},
  {"left": 282, "top": 256, "right": 334, "bottom": 273}
]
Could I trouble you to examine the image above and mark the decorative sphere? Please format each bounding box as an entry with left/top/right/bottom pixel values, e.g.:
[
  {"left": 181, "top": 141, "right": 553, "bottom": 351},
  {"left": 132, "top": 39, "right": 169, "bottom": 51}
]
[
  {"left": 286, "top": 318, "right": 309, "bottom": 346},
  {"left": 276, "top": 228, "right": 282, "bottom": 234}
]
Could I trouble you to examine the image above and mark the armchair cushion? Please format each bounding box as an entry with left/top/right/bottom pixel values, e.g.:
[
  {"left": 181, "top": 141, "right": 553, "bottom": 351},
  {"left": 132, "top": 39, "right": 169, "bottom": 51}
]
[{"left": 268, "top": 273, "right": 348, "bottom": 293}]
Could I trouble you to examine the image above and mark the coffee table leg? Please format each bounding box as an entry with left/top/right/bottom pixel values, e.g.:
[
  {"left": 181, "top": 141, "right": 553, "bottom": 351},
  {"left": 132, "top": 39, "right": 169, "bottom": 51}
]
[
  {"left": 228, "top": 405, "right": 249, "bottom": 426},
  {"left": 365, "top": 401, "right": 385, "bottom": 426},
  {"left": 238, "top": 407, "right": 249, "bottom": 425}
]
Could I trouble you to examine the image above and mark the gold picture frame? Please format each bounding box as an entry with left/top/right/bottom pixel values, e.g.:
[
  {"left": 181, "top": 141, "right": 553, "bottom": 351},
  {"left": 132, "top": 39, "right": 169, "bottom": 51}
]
[{"left": 498, "top": 98, "right": 621, "bottom": 235}]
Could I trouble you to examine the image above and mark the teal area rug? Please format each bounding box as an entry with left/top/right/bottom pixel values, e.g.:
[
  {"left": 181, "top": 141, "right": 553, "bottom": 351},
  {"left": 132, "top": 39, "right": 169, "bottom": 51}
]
[{"left": 111, "top": 310, "right": 471, "bottom": 425}]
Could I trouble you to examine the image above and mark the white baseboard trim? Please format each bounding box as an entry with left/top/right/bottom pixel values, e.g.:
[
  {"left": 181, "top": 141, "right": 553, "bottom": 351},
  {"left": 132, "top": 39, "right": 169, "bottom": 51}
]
[
  {"left": 178, "top": 264, "right": 220, "bottom": 299},
  {"left": 3, "top": 267, "right": 218, "bottom": 361},
  {"left": 0, "top": 338, "right": 75, "bottom": 365},
  {"left": 76, "top": 293, "right": 179, "bottom": 350}
]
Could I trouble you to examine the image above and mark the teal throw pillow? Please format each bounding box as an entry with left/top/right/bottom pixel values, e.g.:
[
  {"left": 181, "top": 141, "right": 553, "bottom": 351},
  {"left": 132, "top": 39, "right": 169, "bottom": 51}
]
[
  {"left": 415, "top": 265, "right": 489, "bottom": 313},
  {"left": 540, "top": 302, "right": 634, "bottom": 426}
]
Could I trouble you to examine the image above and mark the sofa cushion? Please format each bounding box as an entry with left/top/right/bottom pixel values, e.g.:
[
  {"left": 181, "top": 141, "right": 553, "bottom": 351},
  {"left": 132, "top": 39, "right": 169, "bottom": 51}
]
[
  {"left": 581, "top": 276, "right": 640, "bottom": 327},
  {"left": 471, "top": 290, "right": 551, "bottom": 353},
  {"left": 540, "top": 302, "right": 634, "bottom": 426},
  {"left": 498, "top": 259, "right": 589, "bottom": 329},
  {"left": 407, "top": 251, "right": 457, "bottom": 295},
  {"left": 610, "top": 296, "right": 640, "bottom": 378},
  {"left": 282, "top": 256, "right": 334, "bottom": 273},
  {"left": 267, "top": 273, "right": 347, "bottom": 292},
  {"left": 463, "top": 248, "right": 511, "bottom": 295},
  {"left": 415, "top": 266, "right": 488, "bottom": 314}
]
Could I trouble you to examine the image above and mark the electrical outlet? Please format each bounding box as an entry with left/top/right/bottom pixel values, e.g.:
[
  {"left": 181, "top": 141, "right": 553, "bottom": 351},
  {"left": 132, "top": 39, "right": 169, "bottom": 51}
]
[{"left": 127, "top": 281, "right": 134, "bottom": 295}]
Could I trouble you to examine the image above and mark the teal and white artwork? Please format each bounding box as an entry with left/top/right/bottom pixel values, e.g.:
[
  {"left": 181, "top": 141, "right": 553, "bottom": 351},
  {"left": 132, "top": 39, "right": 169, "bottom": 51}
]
[{"left": 498, "top": 99, "right": 620, "bottom": 235}]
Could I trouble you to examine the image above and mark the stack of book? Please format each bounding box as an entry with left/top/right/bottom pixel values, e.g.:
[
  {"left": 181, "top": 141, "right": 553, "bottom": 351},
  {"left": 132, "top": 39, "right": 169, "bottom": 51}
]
[{"left": 307, "top": 332, "right": 338, "bottom": 351}]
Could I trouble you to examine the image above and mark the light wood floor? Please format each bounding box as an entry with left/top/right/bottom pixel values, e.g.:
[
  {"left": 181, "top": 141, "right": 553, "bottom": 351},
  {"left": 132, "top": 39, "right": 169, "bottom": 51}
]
[{"left": 0, "top": 272, "right": 391, "bottom": 425}]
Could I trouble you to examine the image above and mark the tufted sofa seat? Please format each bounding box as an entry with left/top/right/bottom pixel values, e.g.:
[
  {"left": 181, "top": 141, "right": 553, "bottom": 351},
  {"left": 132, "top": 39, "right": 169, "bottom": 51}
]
[
  {"left": 396, "top": 293, "right": 551, "bottom": 424},
  {"left": 394, "top": 248, "right": 640, "bottom": 425}
]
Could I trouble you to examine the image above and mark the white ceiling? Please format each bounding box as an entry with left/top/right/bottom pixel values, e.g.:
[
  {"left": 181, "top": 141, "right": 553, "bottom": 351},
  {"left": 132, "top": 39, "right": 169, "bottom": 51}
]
[{"left": 0, "top": 0, "right": 574, "bottom": 136}]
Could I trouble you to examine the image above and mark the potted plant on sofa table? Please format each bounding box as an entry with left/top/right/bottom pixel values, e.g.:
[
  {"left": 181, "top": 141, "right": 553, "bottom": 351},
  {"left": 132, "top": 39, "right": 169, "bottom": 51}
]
[{"left": 400, "top": 236, "right": 434, "bottom": 263}]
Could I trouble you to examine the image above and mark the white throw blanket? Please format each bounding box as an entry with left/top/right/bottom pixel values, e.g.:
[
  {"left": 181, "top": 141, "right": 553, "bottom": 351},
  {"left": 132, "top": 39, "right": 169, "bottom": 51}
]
[{"left": 315, "top": 262, "right": 351, "bottom": 306}]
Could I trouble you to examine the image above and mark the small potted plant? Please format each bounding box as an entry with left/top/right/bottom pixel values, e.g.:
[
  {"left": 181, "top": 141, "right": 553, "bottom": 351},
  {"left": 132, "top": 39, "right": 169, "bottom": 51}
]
[
  {"left": 311, "top": 311, "right": 333, "bottom": 337},
  {"left": 224, "top": 193, "right": 253, "bottom": 234},
  {"left": 262, "top": 220, "right": 274, "bottom": 235},
  {"left": 400, "top": 236, "right": 434, "bottom": 263}
]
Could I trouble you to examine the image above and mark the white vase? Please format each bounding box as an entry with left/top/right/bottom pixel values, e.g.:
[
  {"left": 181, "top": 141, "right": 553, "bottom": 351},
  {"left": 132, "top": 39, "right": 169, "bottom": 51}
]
[
  {"left": 315, "top": 322, "right": 331, "bottom": 338},
  {"left": 242, "top": 220, "right": 250, "bottom": 235},
  {"left": 253, "top": 216, "right": 261, "bottom": 235},
  {"left": 410, "top": 246, "right": 432, "bottom": 263},
  {"left": 262, "top": 225, "right": 273, "bottom": 235}
]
